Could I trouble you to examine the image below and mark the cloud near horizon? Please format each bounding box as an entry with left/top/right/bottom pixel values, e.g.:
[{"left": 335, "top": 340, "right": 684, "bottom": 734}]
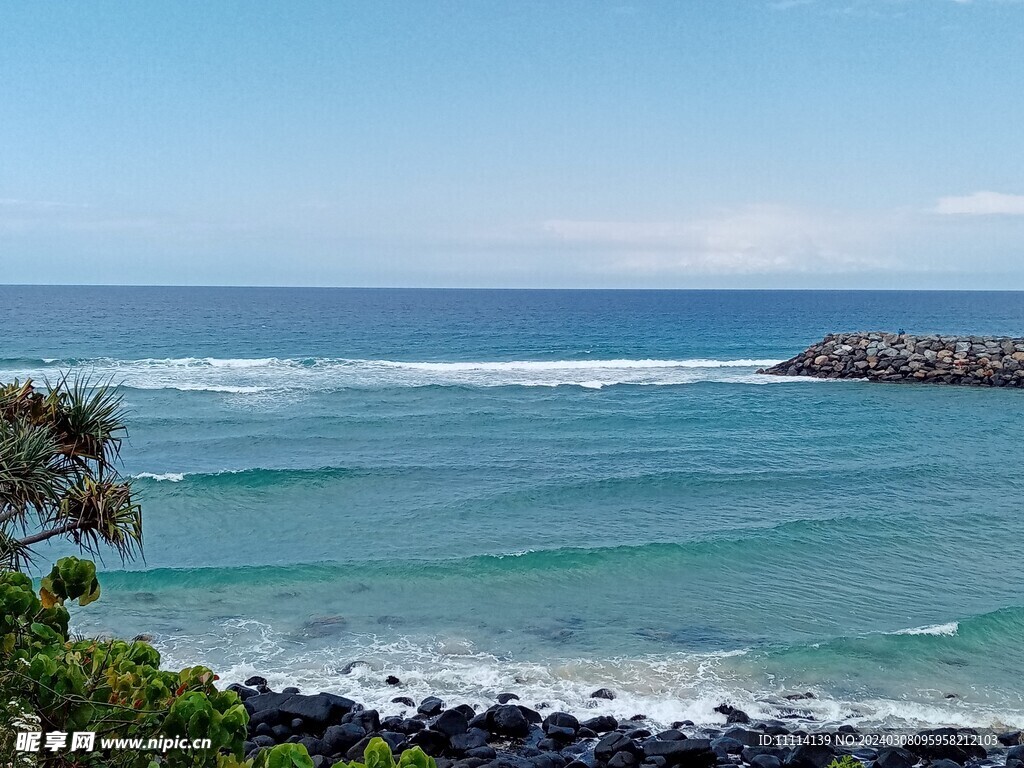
[
  {"left": 543, "top": 206, "right": 889, "bottom": 275},
  {"left": 933, "top": 191, "right": 1024, "bottom": 216}
]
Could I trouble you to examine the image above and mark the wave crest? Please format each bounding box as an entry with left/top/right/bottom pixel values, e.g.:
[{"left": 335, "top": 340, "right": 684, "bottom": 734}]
[{"left": 0, "top": 355, "right": 800, "bottom": 393}]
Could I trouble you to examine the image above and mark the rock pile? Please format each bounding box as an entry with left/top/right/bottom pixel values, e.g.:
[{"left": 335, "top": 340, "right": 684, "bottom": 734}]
[
  {"left": 227, "top": 680, "right": 1024, "bottom": 768},
  {"left": 758, "top": 333, "right": 1024, "bottom": 387}
]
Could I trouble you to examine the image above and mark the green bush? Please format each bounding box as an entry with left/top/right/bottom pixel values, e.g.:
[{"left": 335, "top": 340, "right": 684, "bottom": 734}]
[
  {"left": 0, "top": 557, "right": 249, "bottom": 767},
  {"left": 252, "top": 737, "right": 438, "bottom": 768}
]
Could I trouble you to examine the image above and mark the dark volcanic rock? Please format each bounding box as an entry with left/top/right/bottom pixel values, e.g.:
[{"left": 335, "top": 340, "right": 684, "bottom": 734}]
[
  {"left": 419, "top": 696, "right": 446, "bottom": 716},
  {"left": 228, "top": 683, "right": 260, "bottom": 700},
  {"left": 298, "top": 736, "right": 329, "bottom": 757},
  {"left": 386, "top": 675, "right": 401, "bottom": 686},
  {"left": 907, "top": 728, "right": 987, "bottom": 764},
  {"left": 491, "top": 704, "right": 531, "bottom": 737},
  {"left": 784, "top": 744, "right": 834, "bottom": 768},
  {"left": 345, "top": 736, "right": 377, "bottom": 761},
  {"left": 596, "top": 733, "right": 638, "bottom": 762},
  {"left": 245, "top": 691, "right": 293, "bottom": 714},
  {"left": 583, "top": 716, "right": 619, "bottom": 733},
  {"left": 607, "top": 752, "right": 638, "bottom": 768},
  {"left": 711, "top": 737, "right": 744, "bottom": 756},
  {"left": 498, "top": 693, "right": 522, "bottom": 704},
  {"left": 323, "top": 723, "right": 366, "bottom": 755},
  {"left": 874, "top": 747, "right": 914, "bottom": 768},
  {"left": 519, "top": 706, "right": 543, "bottom": 725},
  {"left": 450, "top": 728, "right": 489, "bottom": 753},
  {"left": 641, "top": 738, "right": 715, "bottom": 767},
  {"left": 245, "top": 675, "right": 269, "bottom": 687},
  {"left": 723, "top": 728, "right": 763, "bottom": 747},
  {"left": 398, "top": 718, "right": 426, "bottom": 735},
  {"left": 751, "top": 756, "right": 782, "bottom": 768},
  {"left": 350, "top": 709, "right": 381, "bottom": 734},
  {"left": 409, "top": 729, "right": 449, "bottom": 755},
  {"left": 592, "top": 688, "right": 617, "bottom": 700},
  {"left": 435, "top": 709, "right": 471, "bottom": 737},
  {"left": 392, "top": 696, "right": 416, "bottom": 707},
  {"left": 543, "top": 712, "right": 581, "bottom": 740},
  {"left": 278, "top": 693, "right": 357, "bottom": 728},
  {"left": 656, "top": 730, "right": 686, "bottom": 742}
]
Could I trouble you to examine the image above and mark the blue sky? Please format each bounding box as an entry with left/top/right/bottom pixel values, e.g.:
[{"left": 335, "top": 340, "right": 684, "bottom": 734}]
[{"left": 1, "top": 0, "right": 1022, "bottom": 288}]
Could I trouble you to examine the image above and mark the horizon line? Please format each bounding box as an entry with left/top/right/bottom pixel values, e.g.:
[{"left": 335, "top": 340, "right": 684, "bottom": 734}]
[{"left": 3, "top": 283, "right": 1024, "bottom": 293}]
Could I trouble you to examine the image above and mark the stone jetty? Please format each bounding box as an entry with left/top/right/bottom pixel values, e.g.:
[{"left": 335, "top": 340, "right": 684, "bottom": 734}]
[{"left": 758, "top": 332, "right": 1024, "bottom": 387}]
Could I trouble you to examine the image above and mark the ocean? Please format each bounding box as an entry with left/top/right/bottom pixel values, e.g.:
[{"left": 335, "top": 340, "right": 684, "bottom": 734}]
[{"left": 2, "top": 286, "right": 1023, "bottom": 731}]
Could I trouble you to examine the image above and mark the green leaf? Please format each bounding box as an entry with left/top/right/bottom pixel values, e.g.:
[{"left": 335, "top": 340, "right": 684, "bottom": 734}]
[
  {"left": 254, "top": 744, "right": 315, "bottom": 768},
  {"left": 363, "top": 738, "right": 396, "bottom": 768},
  {"left": 398, "top": 747, "right": 437, "bottom": 768}
]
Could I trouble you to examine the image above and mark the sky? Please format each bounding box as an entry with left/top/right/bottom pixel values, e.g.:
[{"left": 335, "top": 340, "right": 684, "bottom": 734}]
[{"left": 1, "top": 0, "right": 1023, "bottom": 289}]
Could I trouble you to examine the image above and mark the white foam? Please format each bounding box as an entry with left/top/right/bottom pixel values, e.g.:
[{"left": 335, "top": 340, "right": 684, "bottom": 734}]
[
  {"left": 890, "top": 622, "right": 960, "bottom": 636},
  {"left": 149, "top": 624, "right": 1024, "bottom": 732},
  {"left": 134, "top": 472, "right": 186, "bottom": 482},
  {"left": 1, "top": 356, "right": 795, "bottom": 394}
]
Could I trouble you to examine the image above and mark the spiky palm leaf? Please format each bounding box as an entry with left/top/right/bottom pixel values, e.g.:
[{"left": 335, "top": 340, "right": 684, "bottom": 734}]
[{"left": 0, "top": 376, "right": 142, "bottom": 572}]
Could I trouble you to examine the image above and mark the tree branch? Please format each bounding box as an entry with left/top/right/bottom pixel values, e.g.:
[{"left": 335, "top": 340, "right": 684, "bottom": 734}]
[{"left": 16, "top": 520, "right": 81, "bottom": 547}]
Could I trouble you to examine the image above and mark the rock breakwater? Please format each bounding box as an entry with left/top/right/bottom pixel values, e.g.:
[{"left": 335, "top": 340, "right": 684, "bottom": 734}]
[{"left": 758, "top": 333, "right": 1024, "bottom": 387}]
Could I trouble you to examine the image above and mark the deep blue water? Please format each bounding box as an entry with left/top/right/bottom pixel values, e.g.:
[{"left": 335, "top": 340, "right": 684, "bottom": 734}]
[{"left": 2, "top": 286, "right": 1024, "bottom": 729}]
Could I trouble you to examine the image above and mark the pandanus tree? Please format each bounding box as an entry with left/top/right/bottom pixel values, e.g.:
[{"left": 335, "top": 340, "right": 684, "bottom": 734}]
[{"left": 0, "top": 376, "right": 142, "bottom": 571}]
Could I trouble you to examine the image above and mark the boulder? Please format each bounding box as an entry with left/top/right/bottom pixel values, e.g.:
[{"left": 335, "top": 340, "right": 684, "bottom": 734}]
[
  {"left": 607, "top": 753, "right": 637, "bottom": 768},
  {"left": 350, "top": 709, "right": 380, "bottom": 734},
  {"left": 874, "top": 747, "right": 914, "bottom": 768},
  {"left": 592, "top": 689, "right": 617, "bottom": 700},
  {"left": 596, "top": 732, "right": 637, "bottom": 762},
  {"left": 228, "top": 683, "right": 260, "bottom": 700},
  {"left": 278, "top": 693, "right": 357, "bottom": 728},
  {"left": 711, "top": 737, "right": 744, "bottom": 756},
  {"left": 419, "top": 696, "right": 446, "bottom": 716},
  {"left": 298, "top": 737, "right": 330, "bottom": 757},
  {"left": 449, "top": 728, "right": 489, "bottom": 753},
  {"left": 323, "top": 723, "right": 366, "bottom": 755},
  {"left": 784, "top": 744, "right": 834, "bottom": 768},
  {"left": 543, "top": 712, "right": 580, "bottom": 740},
  {"left": 491, "top": 704, "right": 531, "bottom": 737},
  {"left": 409, "top": 729, "right": 449, "bottom": 756},
  {"left": 656, "top": 730, "right": 687, "bottom": 742},
  {"left": 582, "top": 716, "right": 619, "bottom": 733},
  {"left": 641, "top": 738, "right": 715, "bottom": 767},
  {"left": 435, "top": 709, "right": 471, "bottom": 737}
]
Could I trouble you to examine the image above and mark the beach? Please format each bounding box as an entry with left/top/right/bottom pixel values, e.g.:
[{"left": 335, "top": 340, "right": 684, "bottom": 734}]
[{"left": 3, "top": 285, "right": 1024, "bottom": 735}]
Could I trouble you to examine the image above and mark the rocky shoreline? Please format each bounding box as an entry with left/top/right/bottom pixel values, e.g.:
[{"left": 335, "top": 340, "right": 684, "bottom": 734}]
[
  {"left": 228, "top": 678, "right": 1024, "bottom": 768},
  {"left": 758, "top": 333, "right": 1024, "bottom": 386}
]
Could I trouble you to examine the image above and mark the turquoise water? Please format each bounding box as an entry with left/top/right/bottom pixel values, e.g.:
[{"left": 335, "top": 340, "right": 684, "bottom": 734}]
[{"left": 2, "top": 287, "right": 1023, "bottom": 730}]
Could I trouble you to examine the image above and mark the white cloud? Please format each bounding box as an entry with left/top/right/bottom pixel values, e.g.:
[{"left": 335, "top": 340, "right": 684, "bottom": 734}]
[
  {"left": 543, "top": 205, "right": 888, "bottom": 275},
  {"left": 933, "top": 191, "right": 1024, "bottom": 216}
]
